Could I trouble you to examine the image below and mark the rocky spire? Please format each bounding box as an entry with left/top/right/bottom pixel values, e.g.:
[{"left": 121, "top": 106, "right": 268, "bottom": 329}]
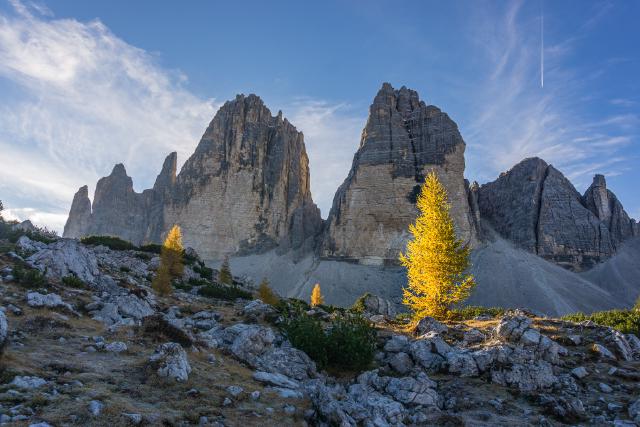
[
  {"left": 477, "top": 158, "right": 617, "bottom": 270},
  {"left": 583, "top": 174, "right": 638, "bottom": 246},
  {"left": 321, "top": 83, "right": 477, "bottom": 263},
  {"left": 153, "top": 152, "right": 177, "bottom": 193},
  {"left": 62, "top": 185, "right": 92, "bottom": 238},
  {"left": 165, "top": 94, "right": 323, "bottom": 259}
]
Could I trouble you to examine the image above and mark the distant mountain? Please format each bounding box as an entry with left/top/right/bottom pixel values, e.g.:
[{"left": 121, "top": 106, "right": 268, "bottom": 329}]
[{"left": 63, "top": 83, "right": 640, "bottom": 315}]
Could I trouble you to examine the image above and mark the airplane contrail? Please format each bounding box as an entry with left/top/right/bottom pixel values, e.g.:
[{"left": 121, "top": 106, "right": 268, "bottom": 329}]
[{"left": 541, "top": 0, "right": 544, "bottom": 88}]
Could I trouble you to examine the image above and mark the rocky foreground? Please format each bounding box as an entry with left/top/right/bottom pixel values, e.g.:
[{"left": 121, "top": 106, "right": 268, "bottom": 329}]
[{"left": 1, "top": 236, "right": 640, "bottom": 426}]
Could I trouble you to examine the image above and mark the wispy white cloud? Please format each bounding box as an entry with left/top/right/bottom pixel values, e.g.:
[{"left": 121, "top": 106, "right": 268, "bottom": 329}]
[
  {"left": 462, "top": 0, "right": 637, "bottom": 192},
  {"left": 0, "top": 1, "right": 216, "bottom": 232},
  {"left": 285, "top": 99, "right": 364, "bottom": 217}
]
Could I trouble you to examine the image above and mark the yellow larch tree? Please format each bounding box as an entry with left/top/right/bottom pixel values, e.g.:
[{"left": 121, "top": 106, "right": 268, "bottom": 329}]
[
  {"left": 399, "top": 171, "right": 475, "bottom": 320},
  {"left": 310, "top": 283, "right": 324, "bottom": 307},
  {"left": 219, "top": 256, "right": 233, "bottom": 285},
  {"left": 152, "top": 224, "right": 184, "bottom": 296}
]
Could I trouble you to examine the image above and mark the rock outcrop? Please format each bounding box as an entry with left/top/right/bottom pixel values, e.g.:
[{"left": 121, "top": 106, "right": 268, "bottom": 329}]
[
  {"left": 164, "top": 94, "right": 322, "bottom": 259},
  {"left": 63, "top": 153, "right": 177, "bottom": 245},
  {"left": 64, "top": 95, "right": 322, "bottom": 260},
  {"left": 582, "top": 174, "right": 638, "bottom": 246},
  {"left": 477, "top": 157, "right": 637, "bottom": 270},
  {"left": 321, "top": 83, "right": 477, "bottom": 264}
]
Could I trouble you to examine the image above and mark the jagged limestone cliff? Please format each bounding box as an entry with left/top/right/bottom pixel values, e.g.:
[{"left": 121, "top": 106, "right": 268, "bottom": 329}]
[{"left": 321, "top": 83, "right": 478, "bottom": 264}]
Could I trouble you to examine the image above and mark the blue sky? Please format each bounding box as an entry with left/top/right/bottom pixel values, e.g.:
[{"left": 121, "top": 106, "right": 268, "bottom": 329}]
[{"left": 1, "top": 0, "right": 639, "bottom": 231}]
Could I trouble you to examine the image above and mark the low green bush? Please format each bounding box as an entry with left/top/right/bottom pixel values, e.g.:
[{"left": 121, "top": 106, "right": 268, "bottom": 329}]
[
  {"left": 281, "top": 312, "right": 377, "bottom": 372},
  {"left": 282, "top": 314, "right": 329, "bottom": 369},
  {"left": 562, "top": 310, "right": 640, "bottom": 335},
  {"left": 448, "top": 306, "right": 505, "bottom": 321},
  {"left": 13, "top": 265, "right": 46, "bottom": 287},
  {"left": 173, "top": 280, "right": 193, "bottom": 292},
  {"left": 193, "top": 262, "right": 213, "bottom": 280},
  {"left": 187, "top": 277, "right": 211, "bottom": 287},
  {"left": 119, "top": 266, "right": 131, "bottom": 273},
  {"left": 197, "top": 283, "right": 252, "bottom": 300},
  {"left": 61, "top": 275, "right": 86, "bottom": 288},
  {"left": 326, "top": 315, "right": 377, "bottom": 371},
  {"left": 350, "top": 293, "right": 371, "bottom": 314},
  {"left": 138, "top": 243, "right": 162, "bottom": 254},
  {"left": 80, "top": 235, "right": 136, "bottom": 251},
  {"left": 275, "top": 298, "right": 311, "bottom": 317}
]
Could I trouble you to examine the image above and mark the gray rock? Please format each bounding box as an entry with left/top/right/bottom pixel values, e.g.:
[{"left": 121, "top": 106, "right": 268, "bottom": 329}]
[
  {"left": 491, "top": 360, "right": 556, "bottom": 392},
  {"left": 409, "top": 339, "right": 445, "bottom": 372},
  {"left": 626, "top": 334, "right": 640, "bottom": 359},
  {"left": 122, "top": 413, "right": 143, "bottom": 425},
  {"left": 610, "top": 330, "right": 634, "bottom": 361},
  {"left": 105, "top": 341, "right": 127, "bottom": 353},
  {"left": 446, "top": 350, "right": 479, "bottom": 377},
  {"left": 462, "top": 328, "right": 486, "bottom": 346},
  {"left": 88, "top": 400, "right": 104, "bottom": 416},
  {"left": 321, "top": 83, "right": 477, "bottom": 263},
  {"left": 495, "top": 313, "right": 532, "bottom": 342},
  {"left": 388, "top": 352, "right": 414, "bottom": 375},
  {"left": 571, "top": 366, "right": 589, "bottom": 379},
  {"left": 0, "top": 310, "right": 7, "bottom": 351},
  {"left": 592, "top": 343, "right": 616, "bottom": 360},
  {"left": 252, "top": 371, "right": 300, "bottom": 389},
  {"left": 384, "top": 335, "right": 409, "bottom": 353},
  {"left": 26, "top": 238, "right": 99, "bottom": 283},
  {"left": 11, "top": 376, "right": 47, "bottom": 390},
  {"left": 629, "top": 398, "right": 640, "bottom": 423},
  {"left": 415, "top": 316, "right": 448, "bottom": 335},
  {"left": 242, "top": 300, "right": 277, "bottom": 321},
  {"left": 26, "top": 292, "right": 73, "bottom": 312},
  {"left": 477, "top": 159, "right": 633, "bottom": 270},
  {"left": 357, "top": 294, "right": 397, "bottom": 318},
  {"left": 598, "top": 383, "right": 613, "bottom": 393},
  {"left": 149, "top": 342, "right": 191, "bottom": 382},
  {"left": 226, "top": 385, "right": 243, "bottom": 397}
]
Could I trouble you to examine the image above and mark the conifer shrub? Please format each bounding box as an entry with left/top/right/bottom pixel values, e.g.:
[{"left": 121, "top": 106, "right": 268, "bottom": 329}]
[
  {"left": 449, "top": 306, "right": 505, "bottom": 321},
  {"left": 281, "top": 312, "right": 376, "bottom": 372},
  {"left": 350, "top": 292, "right": 371, "bottom": 314},
  {"left": 139, "top": 243, "right": 162, "bottom": 254},
  {"left": 187, "top": 277, "right": 210, "bottom": 287},
  {"left": 193, "top": 262, "right": 213, "bottom": 280},
  {"left": 326, "top": 315, "right": 377, "bottom": 371},
  {"left": 562, "top": 310, "right": 640, "bottom": 335},
  {"left": 61, "top": 275, "right": 86, "bottom": 288},
  {"left": 282, "top": 313, "right": 329, "bottom": 369},
  {"left": 81, "top": 235, "right": 136, "bottom": 251},
  {"left": 152, "top": 264, "right": 173, "bottom": 296},
  {"left": 12, "top": 265, "right": 46, "bottom": 287},
  {"left": 197, "top": 283, "right": 252, "bottom": 300}
]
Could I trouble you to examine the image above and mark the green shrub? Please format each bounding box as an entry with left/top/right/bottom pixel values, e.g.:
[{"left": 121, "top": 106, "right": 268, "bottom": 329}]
[
  {"left": 197, "top": 283, "right": 252, "bottom": 300},
  {"left": 80, "top": 235, "right": 136, "bottom": 251},
  {"left": 173, "top": 280, "right": 193, "bottom": 292},
  {"left": 119, "top": 266, "right": 131, "bottom": 273},
  {"left": 326, "top": 315, "right": 377, "bottom": 371},
  {"left": 187, "top": 277, "right": 211, "bottom": 287},
  {"left": 281, "top": 312, "right": 377, "bottom": 372},
  {"left": 134, "top": 252, "right": 152, "bottom": 261},
  {"left": 183, "top": 251, "right": 199, "bottom": 265},
  {"left": 0, "top": 221, "right": 57, "bottom": 245},
  {"left": 562, "top": 310, "right": 640, "bottom": 335},
  {"left": 139, "top": 243, "right": 162, "bottom": 254},
  {"left": 448, "top": 306, "right": 505, "bottom": 321},
  {"left": 350, "top": 293, "right": 372, "bottom": 314},
  {"left": 282, "top": 314, "right": 329, "bottom": 369},
  {"left": 275, "top": 298, "right": 311, "bottom": 318},
  {"left": 13, "top": 265, "right": 46, "bottom": 287},
  {"left": 193, "top": 263, "right": 213, "bottom": 280},
  {"left": 61, "top": 275, "right": 86, "bottom": 288}
]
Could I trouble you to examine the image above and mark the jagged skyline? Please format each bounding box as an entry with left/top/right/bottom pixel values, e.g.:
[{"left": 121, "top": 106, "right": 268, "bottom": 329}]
[{"left": 1, "top": 0, "right": 638, "bottom": 232}]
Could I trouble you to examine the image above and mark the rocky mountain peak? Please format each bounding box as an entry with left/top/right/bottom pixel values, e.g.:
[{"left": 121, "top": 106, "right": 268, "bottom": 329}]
[
  {"left": 321, "top": 83, "right": 477, "bottom": 263},
  {"left": 153, "top": 152, "right": 177, "bottom": 192}
]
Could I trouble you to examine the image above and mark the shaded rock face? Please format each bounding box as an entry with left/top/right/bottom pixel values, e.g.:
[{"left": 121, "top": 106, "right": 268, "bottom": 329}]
[
  {"left": 321, "top": 83, "right": 477, "bottom": 264},
  {"left": 582, "top": 174, "right": 638, "bottom": 246},
  {"left": 63, "top": 153, "right": 177, "bottom": 245},
  {"left": 478, "top": 158, "right": 636, "bottom": 270},
  {"left": 164, "top": 94, "right": 322, "bottom": 260}
]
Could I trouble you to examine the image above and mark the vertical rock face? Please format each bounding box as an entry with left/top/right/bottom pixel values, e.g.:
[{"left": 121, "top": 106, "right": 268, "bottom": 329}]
[
  {"left": 62, "top": 153, "right": 177, "bottom": 245},
  {"left": 63, "top": 185, "right": 92, "bottom": 239},
  {"left": 321, "top": 83, "right": 477, "bottom": 264},
  {"left": 477, "top": 158, "right": 638, "bottom": 270},
  {"left": 582, "top": 174, "right": 638, "bottom": 246},
  {"left": 164, "top": 94, "right": 322, "bottom": 260}
]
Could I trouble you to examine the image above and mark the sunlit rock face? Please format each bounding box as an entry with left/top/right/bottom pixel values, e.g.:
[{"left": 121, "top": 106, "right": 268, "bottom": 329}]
[
  {"left": 164, "top": 94, "right": 323, "bottom": 260},
  {"left": 321, "top": 83, "right": 478, "bottom": 264},
  {"left": 477, "top": 158, "right": 638, "bottom": 271}
]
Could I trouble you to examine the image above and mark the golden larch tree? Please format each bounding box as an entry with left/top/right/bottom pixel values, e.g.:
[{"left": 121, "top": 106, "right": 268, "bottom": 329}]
[
  {"left": 399, "top": 171, "right": 475, "bottom": 320},
  {"left": 152, "top": 224, "right": 184, "bottom": 296},
  {"left": 257, "top": 277, "right": 279, "bottom": 305},
  {"left": 310, "top": 283, "right": 324, "bottom": 307}
]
